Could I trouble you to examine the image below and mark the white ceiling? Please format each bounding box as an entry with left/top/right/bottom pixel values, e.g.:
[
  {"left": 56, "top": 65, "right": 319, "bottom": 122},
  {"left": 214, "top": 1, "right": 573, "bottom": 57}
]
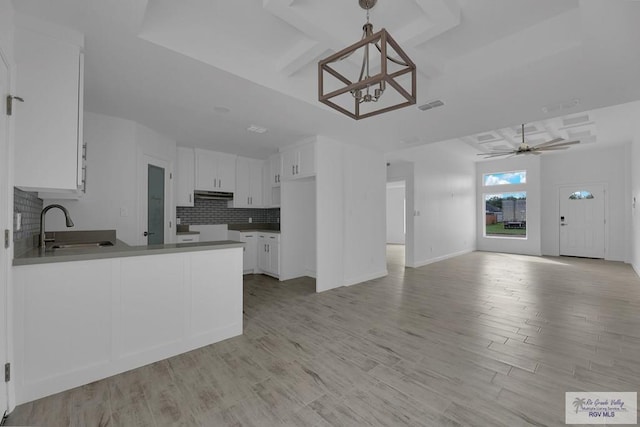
[{"left": 11, "top": 0, "right": 640, "bottom": 159}]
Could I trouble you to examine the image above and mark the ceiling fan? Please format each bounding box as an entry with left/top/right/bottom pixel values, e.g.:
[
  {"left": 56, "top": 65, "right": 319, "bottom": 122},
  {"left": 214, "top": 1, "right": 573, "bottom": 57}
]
[{"left": 479, "top": 124, "right": 580, "bottom": 158}]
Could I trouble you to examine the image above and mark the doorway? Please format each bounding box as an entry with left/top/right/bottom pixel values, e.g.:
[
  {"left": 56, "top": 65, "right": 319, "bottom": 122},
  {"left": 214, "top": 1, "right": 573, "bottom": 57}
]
[
  {"left": 559, "top": 184, "right": 605, "bottom": 258},
  {"left": 0, "top": 47, "right": 11, "bottom": 414},
  {"left": 386, "top": 180, "right": 406, "bottom": 269},
  {"left": 139, "top": 156, "right": 170, "bottom": 245}
]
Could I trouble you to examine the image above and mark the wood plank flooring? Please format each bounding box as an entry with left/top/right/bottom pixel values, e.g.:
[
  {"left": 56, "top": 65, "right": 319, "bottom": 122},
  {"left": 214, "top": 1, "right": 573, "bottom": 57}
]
[{"left": 7, "top": 247, "right": 640, "bottom": 426}]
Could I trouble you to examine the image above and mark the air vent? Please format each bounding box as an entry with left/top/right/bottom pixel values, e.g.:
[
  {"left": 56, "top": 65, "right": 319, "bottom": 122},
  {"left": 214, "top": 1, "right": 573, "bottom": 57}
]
[
  {"left": 541, "top": 98, "right": 580, "bottom": 114},
  {"left": 562, "top": 115, "right": 590, "bottom": 127},
  {"left": 418, "top": 100, "right": 445, "bottom": 111},
  {"left": 400, "top": 136, "right": 420, "bottom": 144}
]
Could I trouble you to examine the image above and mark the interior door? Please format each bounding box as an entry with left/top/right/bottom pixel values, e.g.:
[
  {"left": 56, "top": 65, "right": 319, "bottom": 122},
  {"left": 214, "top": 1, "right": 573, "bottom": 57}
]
[
  {"left": 559, "top": 184, "right": 605, "bottom": 258},
  {"left": 0, "top": 49, "right": 11, "bottom": 415},
  {"left": 140, "top": 155, "right": 170, "bottom": 245},
  {"left": 147, "top": 165, "right": 165, "bottom": 245}
]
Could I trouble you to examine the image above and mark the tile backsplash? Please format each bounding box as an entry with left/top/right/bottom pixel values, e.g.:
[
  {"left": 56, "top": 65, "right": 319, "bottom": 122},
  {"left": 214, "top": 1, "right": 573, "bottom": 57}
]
[
  {"left": 13, "top": 187, "right": 43, "bottom": 242},
  {"left": 177, "top": 199, "right": 280, "bottom": 225}
]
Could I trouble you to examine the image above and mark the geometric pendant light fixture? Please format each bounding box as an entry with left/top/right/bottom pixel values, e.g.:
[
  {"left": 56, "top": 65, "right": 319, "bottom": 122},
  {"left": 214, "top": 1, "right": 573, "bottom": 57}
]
[{"left": 318, "top": 0, "right": 417, "bottom": 120}]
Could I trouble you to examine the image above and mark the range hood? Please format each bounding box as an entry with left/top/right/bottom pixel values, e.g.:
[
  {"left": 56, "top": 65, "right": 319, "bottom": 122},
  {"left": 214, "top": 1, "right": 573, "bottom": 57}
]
[{"left": 194, "top": 190, "right": 234, "bottom": 200}]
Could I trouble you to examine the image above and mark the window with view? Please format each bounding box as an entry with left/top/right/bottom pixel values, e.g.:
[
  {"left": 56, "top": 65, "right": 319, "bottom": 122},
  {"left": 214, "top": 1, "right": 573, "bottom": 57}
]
[
  {"left": 483, "top": 171, "right": 526, "bottom": 186},
  {"left": 482, "top": 170, "right": 527, "bottom": 239},
  {"left": 485, "top": 193, "right": 527, "bottom": 238}
]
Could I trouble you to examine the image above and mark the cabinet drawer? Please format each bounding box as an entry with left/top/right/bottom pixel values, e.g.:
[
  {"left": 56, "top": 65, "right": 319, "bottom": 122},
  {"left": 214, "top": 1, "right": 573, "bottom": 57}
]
[{"left": 177, "top": 234, "right": 200, "bottom": 243}]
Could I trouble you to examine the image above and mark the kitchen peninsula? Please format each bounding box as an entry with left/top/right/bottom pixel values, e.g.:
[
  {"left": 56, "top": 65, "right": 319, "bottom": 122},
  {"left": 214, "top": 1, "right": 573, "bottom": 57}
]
[{"left": 12, "top": 240, "right": 244, "bottom": 404}]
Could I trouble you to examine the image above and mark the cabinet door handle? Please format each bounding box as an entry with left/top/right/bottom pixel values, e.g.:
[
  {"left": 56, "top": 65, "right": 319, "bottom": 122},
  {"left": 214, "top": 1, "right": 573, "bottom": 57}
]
[
  {"left": 296, "top": 164, "right": 299, "bottom": 175},
  {"left": 292, "top": 165, "right": 295, "bottom": 175},
  {"left": 189, "top": 193, "right": 192, "bottom": 203}
]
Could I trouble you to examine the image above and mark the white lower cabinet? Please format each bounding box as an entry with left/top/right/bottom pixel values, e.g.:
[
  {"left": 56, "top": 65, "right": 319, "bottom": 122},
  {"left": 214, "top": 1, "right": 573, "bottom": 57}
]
[
  {"left": 258, "top": 233, "right": 280, "bottom": 278},
  {"left": 230, "top": 230, "right": 280, "bottom": 278},
  {"left": 228, "top": 231, "right": 259, "bottom": 274}
]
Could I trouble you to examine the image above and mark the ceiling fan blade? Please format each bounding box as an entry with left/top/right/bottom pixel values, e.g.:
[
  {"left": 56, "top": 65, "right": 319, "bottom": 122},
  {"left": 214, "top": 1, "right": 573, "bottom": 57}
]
[
  {"left": 535, "top": 146, "right": 570, "bottom": 151},
  {"left": 478, "top": 149, "right": 514, "bottom": 155},
  {"left": 533, "top": 137, "right": 564, "bottom": 148},
  {"left": 543, "top": 140, "right": 580, "bottom": 148},
  {"left": 481, "top": 152, "right": 515, "bottom": 158}
]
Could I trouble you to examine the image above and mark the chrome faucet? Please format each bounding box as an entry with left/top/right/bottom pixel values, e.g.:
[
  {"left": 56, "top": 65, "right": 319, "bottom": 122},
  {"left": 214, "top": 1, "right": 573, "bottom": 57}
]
[{"left": 40, "top": 204, "right": 74, "bottom": 248}]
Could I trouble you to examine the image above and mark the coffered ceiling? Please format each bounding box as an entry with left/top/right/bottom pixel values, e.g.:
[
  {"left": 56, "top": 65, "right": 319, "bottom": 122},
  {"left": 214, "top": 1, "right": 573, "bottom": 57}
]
[{"left": 11, "top": 0, "right": 640, "bottom": 159}]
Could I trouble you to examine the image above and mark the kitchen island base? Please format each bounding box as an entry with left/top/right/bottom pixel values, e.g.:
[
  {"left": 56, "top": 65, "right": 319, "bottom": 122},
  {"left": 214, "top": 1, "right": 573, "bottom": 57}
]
[{"left": 13, "top": 247, "right": 242, "bottom": 404}]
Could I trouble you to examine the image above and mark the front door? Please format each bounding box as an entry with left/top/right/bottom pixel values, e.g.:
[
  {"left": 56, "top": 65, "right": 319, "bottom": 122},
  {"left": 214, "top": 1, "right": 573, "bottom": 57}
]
[
  {"left": 559, "top": 184, "right": 605, "bottom": 258},
  {"left": 0, "top": 47, "right": 10, "bottom": 416}
]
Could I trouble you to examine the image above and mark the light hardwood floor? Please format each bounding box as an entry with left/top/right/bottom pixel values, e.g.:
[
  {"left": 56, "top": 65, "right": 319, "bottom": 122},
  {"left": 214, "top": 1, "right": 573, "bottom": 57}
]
[{"left": 7, "top": 247, "right": 640, "bottom": 426}]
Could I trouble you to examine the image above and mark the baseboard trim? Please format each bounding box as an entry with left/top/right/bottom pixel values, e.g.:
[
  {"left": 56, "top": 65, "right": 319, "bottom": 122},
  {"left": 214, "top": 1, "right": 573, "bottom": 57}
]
[
  {"left": 343, "top": 270, "right": 388, "bottom": 287},
  {"left": 413, "top": 249, "right": 474, "bottom": 268},
  {"left": 633, "top": 262, "right": 640, "bottom": 279}
]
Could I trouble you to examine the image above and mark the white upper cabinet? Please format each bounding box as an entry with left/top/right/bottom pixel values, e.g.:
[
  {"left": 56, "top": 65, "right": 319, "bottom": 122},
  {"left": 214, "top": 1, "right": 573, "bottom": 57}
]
[
  {"left": 269, "top": 154, "right": 283, "bottom": 187},
  {"left": 282, "top": 142, "right": 316, "bottom": 180},
  {"left": 194, "top": 148, "right": 236, "bottom": 192},
  {"left": 176, "top": 147, "right": 195, "bottom": 207},
  {"left": 230, "top": 157, "right": 263, "bottom": 208},
  {"left": 14, "top": 19, "right": 84, "bottom": 194}
]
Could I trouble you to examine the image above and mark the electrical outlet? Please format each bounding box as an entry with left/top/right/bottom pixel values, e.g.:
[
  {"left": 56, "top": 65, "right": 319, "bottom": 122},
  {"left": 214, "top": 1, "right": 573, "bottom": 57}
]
[
  {"left": 176, "top": 218, "right": 181, "bottom": 225},
  {"left": 15, "top": 213, "right": 22, "bottom": 231},
  {"left": 248, "top": 217, "right": 252, "bottom": 223}
]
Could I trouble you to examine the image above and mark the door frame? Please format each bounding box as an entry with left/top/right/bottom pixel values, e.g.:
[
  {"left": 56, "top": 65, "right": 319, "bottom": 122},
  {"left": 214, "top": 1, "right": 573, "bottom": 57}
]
[
  {"left": 138, "top": 154, "right": 172, "bottom": 245},
  {"left": 0, "top": 45, "right": 12, "bottom": 415},
  {"left": 557, "top": 182, "right": 608, "bottom": 258},
  {"left": 386, "top": 180, "right": 406, "bottom": 246}
]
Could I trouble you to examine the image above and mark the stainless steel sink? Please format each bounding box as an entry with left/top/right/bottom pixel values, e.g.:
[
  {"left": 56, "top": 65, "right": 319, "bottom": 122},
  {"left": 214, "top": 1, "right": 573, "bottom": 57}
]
[
  {"left": 50, "top": 241, "right": 114, "bottom": 250},
  {"left": 44, "top": 230, "right": 117, "bottom": 251}
]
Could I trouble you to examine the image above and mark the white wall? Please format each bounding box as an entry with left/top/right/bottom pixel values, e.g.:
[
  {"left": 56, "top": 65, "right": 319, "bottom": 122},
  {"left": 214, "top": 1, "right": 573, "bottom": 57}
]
[
  {"left": 342, "top": 143, "right": 387, "bottom": 286},
  {"left": 315, "top": 136, "right": 387, "bottom": 291},
  {"left": 477, "top": 155, "right": 541, "bottom": 256},
  {"left": 541, "top": 144, "right": 629, "bottom": 261},
  {"left": 392, "top": 142, "right": 476, "bottom": 267},
  {"left": 45, "top": 112, "right": 177, "bottom": 245},
  {"left": 316, "top": 136, "right": 344, "bottom": 292},
  {"left": 386, "top": 183, "right": 405, "bottom": 244}
]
